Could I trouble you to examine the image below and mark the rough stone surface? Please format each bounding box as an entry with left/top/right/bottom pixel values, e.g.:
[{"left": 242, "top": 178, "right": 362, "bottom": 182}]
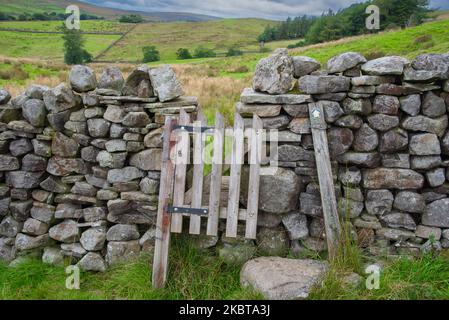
[
  {"left": 362, "top": 168, "right": 424, "bottom": 189},
  {"left": 253, "top": 49, "right": 294, "bottom": 94},
  {"left": 78, "top": 252, "right": 107, "bottom": 272},
  {"left": 299, "top": 75, "right": 350, "bottom": 94},
  {"left": 240, "top": 257, "right": 328, "bottom": 300},
  {"left": 23, "top": 99, "right": 47, "bottom": 127},
  {"left": 49, "top": 220, "right": 80, "bottom": 243},
  {"left": 69, "top": 65, "right": 97, "bottom": 93},
  {"left": 327, "top": 52, "right": 366, "bottom": 73},
  {"left": 149, "top": 64, "right": 184, "bottom": 102},
  {"left": 292, "top": 56, "right": 321, "bottom": 78},
  {"left": 422, "top": 199, "right": 449, "bottom": 228},
  {"left": 361, "top": 56, "right": 409, "bottom": 75}
]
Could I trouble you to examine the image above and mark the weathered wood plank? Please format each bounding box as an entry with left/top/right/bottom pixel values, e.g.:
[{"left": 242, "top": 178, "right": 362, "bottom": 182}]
[
  {"left": 245, "top": 115, "right": 263, "bottom": 239},
  {"left": 206, "top": 112, "right": 225, "bottom": 236},
  {"left": 152, "top": 117, "right": 178, "bottom": 289},
  {"left": 189, "top": 112, "right": 207, "bottom": 235},
  {"left": 225, "top": 113, "right": 245, "bottom": 238},
  {"left": 308, "top": 102, "right": 341, "bottom": 260},
  {"left": 170, "top": 110, "right": 190, "bottom": 233}
]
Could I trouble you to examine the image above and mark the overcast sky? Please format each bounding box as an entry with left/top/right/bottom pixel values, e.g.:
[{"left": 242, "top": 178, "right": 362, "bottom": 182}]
[{"left": 83, "top": 0, "right": 449, "bottom": 20}]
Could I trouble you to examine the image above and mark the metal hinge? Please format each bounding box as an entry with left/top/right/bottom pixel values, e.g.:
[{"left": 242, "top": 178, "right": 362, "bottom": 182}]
[{"left": 168, "top": 206, "right": 209, "bottom": 216}]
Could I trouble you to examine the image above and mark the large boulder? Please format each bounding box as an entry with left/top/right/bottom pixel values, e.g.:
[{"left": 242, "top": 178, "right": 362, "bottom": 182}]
[
  {"left": 106, "top": 224, "right": 140, "bottom": 241},
  {"left": 52, "top": 132, "right": 79, "bottom": 158},
  {"left": 361, "top": 56, "right": 409, "bottom": 75},
  {"left": 0, "top": 88, "right": 11, "bottom": 105},
  {"left": 240, "top": 257, "right": 328, "bottom": 300},
  {"left": 80, "top": 228, "right": 106, "bottom": 251},
  {"left": 401, "top": 115, "right": 448, "bottom": 138},
  {"left": 22, "top": 99, "right": 47, "bottom": 127},
  {"left": 299, "top": 75, "right": 350, "bottom": 94},
  {"left": 362, "top": 168, "right": 424, "bottom": 189},
  {"left": 106, "top": 240, "right": 140, "bottom": 265},
  {"left": 404, "top": 54, "right": 449, "bottom": 81},
  {"left": 43, "top": 83, "right": 78, "bottom": 113},
  {"left": 327, "top": 52, "right": 366, "bottom": 73},
  {"left": 422, "top": 199, "right": 449, "bottom": 228},
  {"left": 49, "top": 220, "right": 80, "bottom": 243},
  {"left": 149, "top": 64, "right": 184, "bottom": 102},
  {"left": 253, "top": 48, "right": 294, "bottom": 94},
  {"left": 241, "top": 167, "right": 301, "bottom": 214},
  {"left": 129, "top": 149, "right": 162, "bottom": 171},
  {"left": 69, "top": 65, "right": 97, "bottom": 93},
  {"left": 122, "top": 65, "right": 152, "bottom": 97},
  {"left": 292, "top": 56, "right": 321, "bottom": 78},
  {"left": 78, "top": 252, "right": 107, "bottom": 272},
  {"left": 98, "top": 66, "right": 124, "bottom": 92}
]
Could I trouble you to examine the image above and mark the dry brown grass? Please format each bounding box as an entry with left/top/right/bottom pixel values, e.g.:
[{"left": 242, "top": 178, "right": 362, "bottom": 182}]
[
  {"left": 3, "top": 59, "right": 247, "bottom": 124},
  {"left": 173, "top": 64, "right": 251, "bottom": 124}
]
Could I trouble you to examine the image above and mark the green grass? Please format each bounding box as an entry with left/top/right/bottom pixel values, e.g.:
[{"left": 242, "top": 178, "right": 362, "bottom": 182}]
[
  {"left": 0, "top": 61, "right": 63, "bottom": 86},
  {"left": 0, "top": 20, "right": 133, "bottom": 33},
  {"left": 0, "top": 236, "right": 262, "bottom": 300},
  {"left": 0, "top": 0, "right": 63, "bottom": 14},
  {"left": 311, "top": 253, "right": 449, "bottom": 300},
  {"left": 0, "top": 32, "right": 120, "bottom": 60},
  {"left": 291, "top": 19, "right": 449, "bottom": 64}
]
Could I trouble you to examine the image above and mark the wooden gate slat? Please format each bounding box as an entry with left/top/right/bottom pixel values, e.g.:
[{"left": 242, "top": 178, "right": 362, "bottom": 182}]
[
  {"left": 245, "top": 115, "right": 263, "bottom": 239},
  {"left": 171, "top": 110, "right": 190, "bottom": 233},
  {"left": 189, "top": 112, "right": 207, "bottom": 235},
  {"left": 308, "top": 102, "right": 341, "bottom": 260},
  {"left": 206, "top": 112, "right": 225, "bottom": 236},
  {"left": 225, "top": 113, "right": 245, "bottom": 238},
  {"left": 152, "top": 117, "right": 178, "bottom": 289}
]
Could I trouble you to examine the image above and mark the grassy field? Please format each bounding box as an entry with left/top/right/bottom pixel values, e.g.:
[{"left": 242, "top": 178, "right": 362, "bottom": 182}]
[
  {"left": 99, "top": 18, "right": 277, "bottom": 62},
  {"left": 0, "top": 32, "right": 120, "bottom": 60},
  {"left": 0, "top": 20, "right": 134, "bottom": 33}
]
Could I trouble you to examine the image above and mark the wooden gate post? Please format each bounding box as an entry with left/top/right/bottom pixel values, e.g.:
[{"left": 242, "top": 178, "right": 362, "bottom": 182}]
[
  {"left": 308, "top": 103, "right": 342, "bottom": 260},
  {"left": 152, "top": 117, "right": 178, "bottom": 289}
]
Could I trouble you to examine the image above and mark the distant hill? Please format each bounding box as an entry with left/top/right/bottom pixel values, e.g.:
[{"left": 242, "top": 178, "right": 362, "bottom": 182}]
[{"left": 0, "top": 0, "right": 219, "bottom": 22}]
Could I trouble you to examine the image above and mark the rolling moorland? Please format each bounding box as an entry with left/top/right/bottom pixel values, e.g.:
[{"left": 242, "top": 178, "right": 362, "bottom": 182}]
[{"left": 0, "top": 0, "right": 218, "bottom": 21}]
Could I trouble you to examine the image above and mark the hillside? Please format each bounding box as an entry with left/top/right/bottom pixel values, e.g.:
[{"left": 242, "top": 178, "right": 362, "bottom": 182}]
[
  {"left": 100, "top": 18, "right": 278, "bottom": 62},
  {"left": 0, "top": 18, "right": 279, "bottom": 61},
  {"left": 0, "top": 0, "right": 219, "bottom": 22}
]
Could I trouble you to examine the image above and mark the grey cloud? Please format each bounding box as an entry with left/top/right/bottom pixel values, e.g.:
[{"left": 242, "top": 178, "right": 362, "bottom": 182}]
[{"left": 82, "top": 0, "right": 449, "bottom": 20}]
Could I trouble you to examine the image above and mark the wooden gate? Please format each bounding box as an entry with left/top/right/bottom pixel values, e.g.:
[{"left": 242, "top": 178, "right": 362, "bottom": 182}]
[{"left": 152, "top": 110, "right": 263, "bottom": 288}]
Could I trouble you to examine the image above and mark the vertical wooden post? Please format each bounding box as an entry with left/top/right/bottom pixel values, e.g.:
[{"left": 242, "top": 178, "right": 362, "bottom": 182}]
[
  {"left": 152, "top": 117, "right": 178, "bottom": 289},
  {"left": 189, "top": 112, "right": 207, "bottom": 235},
  {"left": 171, "top": 110, "right": 190, "bottom": 233},
  {"left": 308, "top": 102, "right": 341, "bottom": 260},
  {"left": 207, "top": 112, "right": 225, "bottom": 236},
  {"left": 226, "top": 113, "right": 245, "bottom": 238},
  {"left": 245, "top": 115, "right": 263, "bottom": 239}
]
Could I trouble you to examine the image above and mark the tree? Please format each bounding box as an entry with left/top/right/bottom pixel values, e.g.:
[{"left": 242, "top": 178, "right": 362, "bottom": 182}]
[
  {"left": 176, "top": 48, "right": 192, "bottom": 60},
  {"left": 193, "top": 46, "right": 216, "bottom": 58},
  {"left": 60, "top": 25, "right": 92, "bottom": 65},
  {"left": 226, "top": 47, "right": 243, "bottom": 57},
  {"left": 119, "top": 14, "right": 144, "bottom": 23},
  {"left": 142, "top": 46, "right": 160, "bottom": 62}
]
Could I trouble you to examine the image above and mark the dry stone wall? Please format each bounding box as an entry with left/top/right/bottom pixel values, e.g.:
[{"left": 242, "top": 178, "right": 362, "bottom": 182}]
[
  {"left": 2, "top": 49, "right": 449, "bottom": 270},
  {"left": 237, "top": 49, "right": 449, "bottom": 258},
  {"left": 0, "top": 64, "right": 198, "bottom": 270}
]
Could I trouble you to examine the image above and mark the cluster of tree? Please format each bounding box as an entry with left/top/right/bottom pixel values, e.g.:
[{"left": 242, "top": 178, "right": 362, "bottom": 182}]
[
  {"left": 142, "top": 46, "right": 160, "bottom": 62},
  {"left": 176, "top": 46, "right": 217, "bottom": 60},
  {"left": 60, "top": 25, "right": 92, "bottom": 65},
  {"left": 257, "top": 15, "right": 316, "bottom": 42},
  {"left": 258, "top": 0, "right": 430, "bottom": 45},
  {"left": 0, "top": 11, "right": 103, "bottom": 21},
  {"left": 176, "top": 46, "right": 243, "bottom": 60},
  {"left": 119, "top": 14, "right": 144, "bottom": 23}
]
